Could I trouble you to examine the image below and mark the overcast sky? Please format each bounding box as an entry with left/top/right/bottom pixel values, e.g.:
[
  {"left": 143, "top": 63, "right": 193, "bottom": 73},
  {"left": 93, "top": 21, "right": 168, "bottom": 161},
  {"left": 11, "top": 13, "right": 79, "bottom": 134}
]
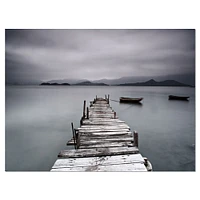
[{"left": 5, "top": 29, "right": 195, "bottom": 83}]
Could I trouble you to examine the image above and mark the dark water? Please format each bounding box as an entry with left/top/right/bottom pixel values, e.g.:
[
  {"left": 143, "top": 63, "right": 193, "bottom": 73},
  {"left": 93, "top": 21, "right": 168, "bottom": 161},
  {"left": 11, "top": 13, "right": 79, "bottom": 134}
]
[{"left": 5, "top": 86, "right": 195, "bottom": 171}]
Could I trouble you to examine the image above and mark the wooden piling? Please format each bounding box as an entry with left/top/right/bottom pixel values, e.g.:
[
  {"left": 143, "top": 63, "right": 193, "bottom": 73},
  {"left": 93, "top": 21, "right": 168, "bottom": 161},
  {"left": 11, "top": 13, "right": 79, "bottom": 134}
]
[
  {"left": 71, "top": 122, "right": 76, "bottom": 149},
  {"left": 134, "top": 131, "right": 138, "bottom": 147},
  {"left": 108, "top": 94, "right": 110, "bottom": 103},
  {"left": 75, "top": 129, "right": 80, "bottom": 149},
  {"left": 114, "top": 112, "right": 116, "bottom": 119},
  {"left": 87, "top": 107, "right": 89, "bottom": 119},
  {"left": 83, "top": 100, "right": 86, "bottom": 118}
]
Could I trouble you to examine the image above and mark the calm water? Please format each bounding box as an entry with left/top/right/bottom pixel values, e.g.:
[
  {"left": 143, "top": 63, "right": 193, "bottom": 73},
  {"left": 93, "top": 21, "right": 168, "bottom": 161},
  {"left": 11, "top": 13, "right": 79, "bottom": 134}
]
[{"left": 5, "top": 86, "right": 195, "bottom": 171}]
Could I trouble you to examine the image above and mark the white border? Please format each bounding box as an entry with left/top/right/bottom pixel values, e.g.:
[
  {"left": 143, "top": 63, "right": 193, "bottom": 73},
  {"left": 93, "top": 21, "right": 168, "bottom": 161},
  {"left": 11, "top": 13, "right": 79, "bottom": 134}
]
[{"left": 1, "top": 0, "right": 199, "bottom": 200}]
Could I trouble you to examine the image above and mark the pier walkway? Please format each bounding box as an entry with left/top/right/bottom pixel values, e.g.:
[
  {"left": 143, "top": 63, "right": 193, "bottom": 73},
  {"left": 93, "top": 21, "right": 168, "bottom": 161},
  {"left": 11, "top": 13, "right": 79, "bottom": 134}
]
[{"left": 51, "top": 96, "right": 152, "bottom": 171}]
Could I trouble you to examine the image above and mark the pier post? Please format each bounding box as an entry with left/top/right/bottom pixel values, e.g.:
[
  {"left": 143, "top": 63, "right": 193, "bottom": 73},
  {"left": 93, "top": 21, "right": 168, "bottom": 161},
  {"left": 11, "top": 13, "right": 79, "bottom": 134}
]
[
  {"left": 134, "top": 131, "right": 138, "bottom": 147},
  {"left": 75, "top": 129, "right": 80, "bottom": 149},
  {"left": 105, "top": 94, "right": 107, "bottom": 100},
  {"left": 108, "top": 94, "right": 110, "bottom": 104},
  {"left": 71, "top": 122, "right": 76, "bottom": 149},
  {"left": 96, "top": 95, "right": 97, "bottom": 100},
  {"left": 87, "top": 107, "right": 89, "bottom": 119},
  {"left": 83, "top": 100, "right": 86, "bottom": 118},
  {"left": 80, "top": 117, "right": 83, "bottom": 126},
  {"left": 114, "top": 112, "right": 116, "bottom": 119}
]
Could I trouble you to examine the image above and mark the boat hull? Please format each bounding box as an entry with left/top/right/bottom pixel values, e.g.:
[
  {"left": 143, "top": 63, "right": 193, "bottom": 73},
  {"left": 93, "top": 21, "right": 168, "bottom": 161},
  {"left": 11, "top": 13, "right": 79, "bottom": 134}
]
[
  {"left": 120, "top": 97, "right": 143, "bottom": 103},
  {"left": 168, "top": 95, "right": 189, "bottom": 101}
]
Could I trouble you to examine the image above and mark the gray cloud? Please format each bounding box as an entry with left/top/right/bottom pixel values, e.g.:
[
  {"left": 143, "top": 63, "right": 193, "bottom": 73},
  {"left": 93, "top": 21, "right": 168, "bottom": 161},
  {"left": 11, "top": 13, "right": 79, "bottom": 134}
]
[{"left": 5, "top": 29, "right": 195, "bottom": 84}]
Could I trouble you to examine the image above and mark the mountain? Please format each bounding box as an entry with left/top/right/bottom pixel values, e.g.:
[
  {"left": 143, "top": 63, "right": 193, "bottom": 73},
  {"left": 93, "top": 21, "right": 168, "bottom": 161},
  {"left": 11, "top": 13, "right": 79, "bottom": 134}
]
[
  {"left": 40, "top": 82, "right": 70, "bottom": 86},
  {"left": 93, "top": 73, "right": 195, "bottom": 86},
  {"left": 46, "top": 78, "right": 89, "bottom": 84},
  {"left": 119, "top": 79, "right": 191, "bottom": 87},
  {"left": 74, "top": 81, "right": 108, "bottom": 86}
]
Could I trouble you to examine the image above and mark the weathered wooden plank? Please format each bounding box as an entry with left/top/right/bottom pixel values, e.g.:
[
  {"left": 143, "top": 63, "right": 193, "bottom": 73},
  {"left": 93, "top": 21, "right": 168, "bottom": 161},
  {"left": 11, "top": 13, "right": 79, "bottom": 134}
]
[
  {"left": 82, "top": 122, "right": 127, "bottom": 126},
  {"left": 80, "top": 136, "right": 133, "bottom": 142},
  {"left": 51, "top": 163, "right": 147, "bottom": 171},
  {"left": 83, "top": 119, "right": 124, "bottom": 122},
  {"left": 80, "top": 137, "right": 133, "bottom": 145},
  {"left": 92, "top": 102, "right": 108, "bottom": 104},
  {"left": 80, "top": 131, "right": 132, "bottom": 136},
  {"left": 67, "top": 138, "right": 76, "bottom": 145},
  {"left": 52, "top": 154, "right": 145, "bottom": 169},
  {"left": 58, "top": 146, "right": 139, "bottom": 158},
  {"left": 89, "top": 116, "right": 118, "bottom": 119},
  {"left": 78, "top": 129, "right": 130, "bottom": 133},
  {"left": 89, "top": 110, "right": 113, "bottom": 113},
  {"left": 90, "top": 105, "right": 110, "bottom": 107},
  {"left": 90, "top": 108, "right": 111, "bottom": 110},
  {"left": 89, "top": 115, "right": 116, "bottom": 118},
  {"left": 89, "top": 112, "right": 114, "bottom": 115},
  {"left": 67, "top": 134, "right": 133, "bottom": 145},
  {"left": 79, "top": 142, "right": 134, "bottom": 149},
  {"left": 79, "top": 125, "right": 130, "bottom": 129}
]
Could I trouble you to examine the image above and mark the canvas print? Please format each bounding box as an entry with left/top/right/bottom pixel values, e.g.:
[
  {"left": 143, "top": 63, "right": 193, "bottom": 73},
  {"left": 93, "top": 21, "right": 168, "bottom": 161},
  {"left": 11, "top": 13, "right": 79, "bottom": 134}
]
[{"left": 5, "top": 29, "right": 195, "bottom": 171}]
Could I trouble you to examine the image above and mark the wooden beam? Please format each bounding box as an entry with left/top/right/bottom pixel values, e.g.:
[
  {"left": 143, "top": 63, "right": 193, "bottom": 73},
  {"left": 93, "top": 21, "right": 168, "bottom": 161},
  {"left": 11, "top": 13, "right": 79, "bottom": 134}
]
[
  {"left": 83, "top": 100, "right": 86, "bottom": 118},
  {"left": 134, "top": 131, "right": 138, "bottom": 147},
  {"left": 71, "top": 122, "right": 76, "bottom": 149}
]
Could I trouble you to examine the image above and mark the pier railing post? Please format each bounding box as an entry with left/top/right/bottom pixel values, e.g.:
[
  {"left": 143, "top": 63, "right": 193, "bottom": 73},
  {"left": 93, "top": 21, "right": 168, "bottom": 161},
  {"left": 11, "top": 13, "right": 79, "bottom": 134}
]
[
  {"left": 114, "top": 112, "right": 116, "bottom": 119},
  {"left": 87, "top": 107, "right": 89, "bottom": 119},
  {"left": 108, "top": 94, "right": 110, "bottom": 104},
  {"left": 80, "top": 117, "right": 83, "bottom": 126},
  {"left": 83, "top": 100, "right": 86, "bottom": 118},
  {"left": 133, "top": 131, "right": 138, "bottom": 147},
  {"left": 75, "top": 130, "right": 80, "bottom": 149},
  {"left": 71, "top": 122, "right": 76, "bottom": 150}
]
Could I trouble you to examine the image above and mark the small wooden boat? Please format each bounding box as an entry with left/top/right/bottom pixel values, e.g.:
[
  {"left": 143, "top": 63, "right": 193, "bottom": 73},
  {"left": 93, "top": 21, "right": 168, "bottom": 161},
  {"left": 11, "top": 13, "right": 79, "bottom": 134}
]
[
  {"left": 168, "top": 95, "right": 189, "bottom": 101},
  {"left": 120, "top": 97, "right": 143, "bottom": 103}
]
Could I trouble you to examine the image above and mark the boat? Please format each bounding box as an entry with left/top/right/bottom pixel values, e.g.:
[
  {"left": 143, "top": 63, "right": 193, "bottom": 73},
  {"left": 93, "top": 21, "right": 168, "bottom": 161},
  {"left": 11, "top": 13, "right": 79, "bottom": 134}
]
[
  {"left": 168, "top": 95, "right": 189, "bottom": 101},
  {"left": 119, "top": 97, "right": 143, "bottom": 103}
]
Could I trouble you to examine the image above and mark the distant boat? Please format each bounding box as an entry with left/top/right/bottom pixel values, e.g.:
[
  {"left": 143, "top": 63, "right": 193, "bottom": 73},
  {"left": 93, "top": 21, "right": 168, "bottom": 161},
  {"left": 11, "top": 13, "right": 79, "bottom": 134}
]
[
  {"left": 120, "top": 97, "right": 143, "bottom": 103},
  {"left": 168, "top": 95, "right": 189, "bottom": 101}
]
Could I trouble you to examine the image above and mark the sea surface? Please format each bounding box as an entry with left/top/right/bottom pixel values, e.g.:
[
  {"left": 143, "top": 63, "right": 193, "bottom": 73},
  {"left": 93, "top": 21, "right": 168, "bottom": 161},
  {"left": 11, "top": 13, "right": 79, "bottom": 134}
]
[{"left": 5, "top": 85, "right": 195, "bottom": 171}]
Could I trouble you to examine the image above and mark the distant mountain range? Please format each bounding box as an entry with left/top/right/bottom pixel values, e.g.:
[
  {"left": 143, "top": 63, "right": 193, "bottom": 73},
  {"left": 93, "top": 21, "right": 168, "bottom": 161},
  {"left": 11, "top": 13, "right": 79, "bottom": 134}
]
[
  {"left": 40, "top": 82, "right": 70, "bottom": 86},
  {"left": 39, "top": 73, "right": 194, "bottom": 87},
  {"left": 40, "top": 81, "right": 108, "bottom": 86},
  {"left": 119, "top": 79, "right": 191, "bottom": 87},
  {"left": 74, "top": 81, "right": 108, "bottom": 86},
  {"left": 8, "top": 74, "right": 194, "bottom": 87},
  {"left": 40, "top": 79, "right": 192, "bottom": 87}
]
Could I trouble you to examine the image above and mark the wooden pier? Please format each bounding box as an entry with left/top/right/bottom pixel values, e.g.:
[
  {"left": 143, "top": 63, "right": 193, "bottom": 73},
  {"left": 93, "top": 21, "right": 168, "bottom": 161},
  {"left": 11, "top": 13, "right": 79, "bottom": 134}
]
[{"left": 51, "top": 96, "right": 152, "bottom": 171}]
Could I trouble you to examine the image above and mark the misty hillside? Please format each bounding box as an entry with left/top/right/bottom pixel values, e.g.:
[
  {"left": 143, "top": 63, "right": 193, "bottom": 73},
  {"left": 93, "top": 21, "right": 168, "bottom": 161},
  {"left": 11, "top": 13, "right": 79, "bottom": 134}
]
[{"left": 119, "top": 79, "right": 191, "bottom": 87}]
